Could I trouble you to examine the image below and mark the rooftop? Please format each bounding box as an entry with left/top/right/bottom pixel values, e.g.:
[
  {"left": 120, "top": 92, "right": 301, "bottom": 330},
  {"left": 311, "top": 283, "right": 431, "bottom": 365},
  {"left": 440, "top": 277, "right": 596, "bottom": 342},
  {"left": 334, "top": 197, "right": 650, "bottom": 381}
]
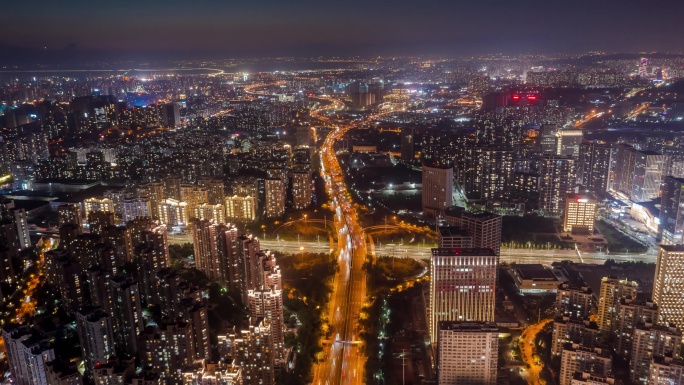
[
  {"left": 431, "top": 247, "right": 497, "bottom": 257},
  {"left": 512, "top": 264, "right": 557, "bottom": 280}
]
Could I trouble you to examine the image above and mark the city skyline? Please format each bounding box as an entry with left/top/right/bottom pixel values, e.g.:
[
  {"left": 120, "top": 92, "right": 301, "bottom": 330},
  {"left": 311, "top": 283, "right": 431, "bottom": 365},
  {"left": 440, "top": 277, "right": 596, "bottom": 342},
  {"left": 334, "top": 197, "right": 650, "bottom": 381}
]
[{"left": 3, "top": 0, "right": 684, "bottom": 65}]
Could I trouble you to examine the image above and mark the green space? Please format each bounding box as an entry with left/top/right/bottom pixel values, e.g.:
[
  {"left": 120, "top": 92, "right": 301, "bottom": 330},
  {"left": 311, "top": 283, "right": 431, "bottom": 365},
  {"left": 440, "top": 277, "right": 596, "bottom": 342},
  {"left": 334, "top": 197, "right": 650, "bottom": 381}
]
[
  {"left": 595, "top": 220, "right": 648, "bottom": 253},
  {"left": 274, "top": 251, "right": 338, "bottom": 385},
  {"left": 365, "top": 256, "right": 424, "bottom": 290}
]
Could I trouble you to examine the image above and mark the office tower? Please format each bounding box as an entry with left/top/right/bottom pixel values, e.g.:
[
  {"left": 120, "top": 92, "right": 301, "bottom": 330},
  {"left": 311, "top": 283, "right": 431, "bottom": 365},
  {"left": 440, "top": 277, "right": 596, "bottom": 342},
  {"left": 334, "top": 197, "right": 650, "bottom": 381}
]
[
  {"left": 422, "top": 164, "right": 453, "bottom": 217},
  {"left": 612, "top": 144, "right": 670, "bottom": 202},
  {"left": 615, "top": 297, "right": 659, "bottom": 358},
  {"left": 2, "top": 325, "right": 56, "bottom": 385},
  {"left": 87, "top": 211, "right": 115, "bottom": 236},
  {"left": 437, "top": 227, "right": 473, "bottom": 248},
  {"left": 538, "top": 155, "right": 576, "bottom": 214},
  {"left": 139, "top": 323, "right": 196, "bottom": 384},
  {"left": 630, "top": 324, "right": 682, "bottom": 384},
  {"left": 436, "top": 322, "right": 499, "bottom": 385},
  {"left": 540, "top": 124, "right": 559, "bottom": 154},
  {"left": 225, "top": 196, "right": 256, "bottom": 222},
  {"left": 108, "top": 276, "right": 144, "bottom": 355},
  {"left": 578, "top": 141, "right": 612, "bottom": 194},
  {"left": 161, "top": 103, "right": 180, "bottom": 128},
  {"left": 181, "top": 361, "right": 242, "bottom": 385},
  {"left": 264, "top": 178, "right": 285, "bottom": 218},
  {"left": 121, "top": 198, "right": 152, "bottom": 222},
  {"left": 597, "top": 277, "right": 638, "bottom": 333},
  {"left": 659, "top": 177, "right": 684, "bottom": 244},
  {"left": 58, "top": 204, "right": 83, "bottom": 233},
  {"left": 191, "top": 219, "right": 221, "bottom": 281},
  {"left": 291, "top": 171, "right": 312, "bottom": 210},
  {"left": 197, "top": 177, "right": 225, "bottom": 205},
  {"left": 556, "top": 129, "right": 583, "bottom": 157},
  {"left": 649, "top": 356, "right": 684, "bottom": 385},
  {"left": 76, "top": 307, "right": 115, "bottom": 376},
  {"left": 157, "top": 199, "right": 189, "bottom": 226},
  {"left": 83, "top": 198, "right": 115, "bottom": 216},
  {"left": 556, "top": 283, "right": 594, "bottom": 319},
  {"left": 229, "top": 318, "right": 274, "bottom": 385},
  {"left": 653, "top": 245, "right": 684, "bottom": 329},
  {"left": 563, "top": 194, "right": 598, "bottom": 234},
  {"left": 193, "top": 203, "right": 225, "bottom": 224},
  {"left": 429, "top": 248, "right": 497, "bottom": 343},
  {"left": 571, "top": 372, "right": 618, "bottom": 385},
  {"left": 401, "top": 127, "right": 415, "bottom": 162},
  {"left": 559, "top": 344, "right": 612, "bottom": 385},
  {"left": 551, "top": 317, "right": 600, "bottom": 357}
]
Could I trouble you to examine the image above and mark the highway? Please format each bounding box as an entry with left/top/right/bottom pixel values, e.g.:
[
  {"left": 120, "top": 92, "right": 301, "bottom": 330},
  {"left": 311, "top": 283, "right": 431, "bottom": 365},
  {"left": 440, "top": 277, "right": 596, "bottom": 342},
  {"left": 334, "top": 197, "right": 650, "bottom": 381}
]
[{"left": 310, "top": 100, "right": 367, "bottom": 385}]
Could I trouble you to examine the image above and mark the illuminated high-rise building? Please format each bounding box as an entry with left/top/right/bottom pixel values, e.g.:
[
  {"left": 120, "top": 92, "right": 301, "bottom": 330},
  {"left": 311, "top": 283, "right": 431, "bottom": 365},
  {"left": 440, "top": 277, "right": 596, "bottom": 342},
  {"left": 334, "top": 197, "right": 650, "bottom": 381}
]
[
  {"left": 291, "top": 171, "right": 312, "bottom": 210},
  {"left": 87, "top": 211, "right": 115, "bottom": 236},
  {"left": 659, "top": 177, "right": 684, "bottom": 244},
  {"left": 197, "top": 177, "right": 225, "bottom": 205},
  {"left": 228, "top": 318, "right": 274, "bottom": 385},
  {"left": 429, "top": 248, "right": 496, "bottom": 344},
  {"left": 108, "top": 276, "right": 144, "bottom": 355},
  {"left": 556, "top": 129, "right": 583, "bottom": 157},
  {"left": 436, "top": 322, "right": 498, "bottom": 385},
  {"left": 538, "top": 155, "right": 576, "bottom": 214},
  {"left": 559, "top": 344, "right": 612, "bottom": 385},
  {"left": 563, "top": 194, "right": 598, "bottom": 234},
  {"left": 2, "top": 325, "right": 55, "bottom": 385},
  {"left": 630, "top": 323, "right": 681, "bottom": 384},
  {"left": 551, "top": 317, "right": 600, "bottom": 357},
  {"left": 225, "top": 196, "right": 256, "bottom": 222},
  {"left": 121, "top": 198, "right": 152, "bottom": 222},
  {"left": 191, "top": 219, "right": 221, "bottom": 281},
  {"left": 193, "top": 203, "right": 225, "bottom": 224},
  {"left": 615, "top": 297, "right": 658, "bottom": 358},
  {"left": 556, "top": 283, "right": 593, "bottom": 319},
  {"left": 58, "top": 203, "right": 83, "bottom": 233},
  {"left": 180, "top": 184, "right": 209, "bottom": 215},
  {"left": 76, "top": 307, "right": 115, "bottom": 376},
  {"left": 422, "top": 164, "right": 453, "bottom": 217},
  {"left": 612, "top": 144, "right": 670, "bottom": 202},
  {"left": 158, "top": 199, "right": 189, "bottom": 227},
  {"left": 578, "top": 141, "right": 611, "bottom": 194},
  {"left": 264, "top": 178, "right": 285, "bottom": 218},
  {"left": 653, "top": 245, "right": 684, "bottom": 329},
  {"left": 83, "top": 198, "right": 115, "bottom": 216},
  {"left": 596, "top": 277, "right": 638, "bottom": 333},
  {"left": 648, "top": 356, "right": 684, "bottom": 385}
]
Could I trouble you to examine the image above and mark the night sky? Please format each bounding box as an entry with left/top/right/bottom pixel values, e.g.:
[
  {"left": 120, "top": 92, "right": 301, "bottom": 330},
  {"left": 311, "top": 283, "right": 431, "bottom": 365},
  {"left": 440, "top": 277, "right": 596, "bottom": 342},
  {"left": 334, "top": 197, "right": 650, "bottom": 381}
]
[{"left": 3, "top": 0, "right": 684, "bottom": 61}]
